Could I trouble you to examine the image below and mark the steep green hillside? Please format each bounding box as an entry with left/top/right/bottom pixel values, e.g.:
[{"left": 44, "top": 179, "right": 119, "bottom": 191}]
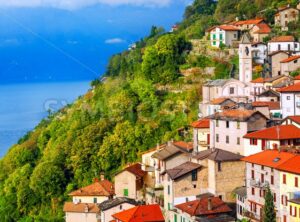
[{"left": 0, "top": 0, "right": 295, "bottom": 221}]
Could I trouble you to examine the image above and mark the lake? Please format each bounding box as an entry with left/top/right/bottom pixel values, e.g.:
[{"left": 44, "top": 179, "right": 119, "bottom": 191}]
[{"left": 0, "top": 81, "right": 90, "bottom": 157}]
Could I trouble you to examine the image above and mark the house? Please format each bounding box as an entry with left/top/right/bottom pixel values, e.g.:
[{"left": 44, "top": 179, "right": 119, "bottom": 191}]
[
  {"left": 164, "top": 161, "right": 203, "bottom": 213},
  {"left": 281, "top": 55, "right": 300, "bottom": 76},
  {"left": 98, "top": 197, "right": 138, "bottom": 222},
  {"left": 209, "top": 109, "right": 268, "bottom": 155},
  {"left": 268, "top": 36, "right": 300, "bottom": 54},
  {"left": 250, "top": 23, "right": 271, "bottom": 43},
  {"left": 173, "top": 196, "right": 235, "bottom": 222},
  {"left": 256, "top": 89, "right": 280, "bottom": 102},
  {"left": 251, "top": 101, "right": 281, "bottom": 118},
  {"left": 279, "top": 82, "right": 300, "bottom": 118},
  {"left": 275, "top": 5, "right": 299, "bottom": 31},
  {"left": 63, "top": 177, "right": 114, "bottom": 222},
  {"left": 209, "top": 25, "right": 240, "bottom": 48},
  {"left": 264, "top": 75, "right": 293, "bottom": 90},
  {"left": 281, "top": 116, "right": 300, "bottom": 128},
  {"left": 192, "top": 148, "right": 245, "bottom": 203},
  {"left": 234, "top": 186, "right": 247, "bottom": 220},
  {"left": 243, "top": 125, "right": 300, "bottom": 156},
  {"left": 202, "top": 97, "right": 237, "bottom": 117},
  {"left": 114, "top": 163, "right": 146, "bottom": 201},
  {"left": 231, "top": 18, "right": 265, "bottom": 31},
  {"left": 242, "top": 150, "right": 296, "bottom": 221},
  {"left": 267, "top": 51, "right": 290, "bottom": 77},
  {"left": 252, "top": 42, "right": 267, "bottom": 64},
  {"left": 251, "top": 77, "right": 266, "bottom": 99},
  {"left": 191, "top": 118, "right": 210, "bottom": 152},
  {"left": 112, "top": 204, "right": 164, "bottom": 222}
]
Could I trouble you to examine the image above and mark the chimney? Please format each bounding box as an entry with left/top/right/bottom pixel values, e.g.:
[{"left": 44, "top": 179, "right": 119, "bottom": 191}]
[
  {"left": 100, "top": 172, "right": 105, "bottom": 181},
  {"left": 208, "top": 198, "right": 212, "bottom": 211}
]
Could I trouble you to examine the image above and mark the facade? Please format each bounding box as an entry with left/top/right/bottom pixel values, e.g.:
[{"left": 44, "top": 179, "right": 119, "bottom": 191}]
[
  {"left": 280, "top": 82, "right": 300, "bottom": 118},
  {"left": 268, "top": 51, "right": 290, "bottom": 76},
  {"left": 281, "top": 55, "right": 300, "bottom": 76},
  {"left": 250, "top": 23, "right": 271, "bottom": 43},
  {"left": 275, "top": 6, "right": 299, "bottom": 31},
  {"left": 239, "top": 33, "right": 253, "bottom": 84},
  {"left": 191, "top": 118, "right": 210, "bottom": 152},
  {"left": 268, "top": 36, "right": 300, "bottom": 54},
  {"left": 234, "top": 186, "right": 247, "bottom": 220},
  {"left": 209, "top": 109, "right": 268, "bottom": 155},
  {"left": 251, "top": 101, "right": 281, "bottom": 118},
  {"left": 256, "top": 89, "right": 280, "bottom": 102},
  {"left": 252, "top": 42, "right": 267, "bottom": 64},
  {"left": 64, "top": 203, "right": 101, "bottom": 222},
  {"left": 209, "top": 25, "right": 240, "bottom": 48},
  {"left": 281, "top": 116, "right": 300, "bottom": 128},
  {"left": 231, "top": 18, "right": 265, "bottom": 31}
]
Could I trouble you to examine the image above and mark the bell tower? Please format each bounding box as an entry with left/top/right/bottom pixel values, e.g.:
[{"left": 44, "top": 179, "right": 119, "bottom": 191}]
[{"left": 239, "top": 33, "right": 252, "bottom": 84}]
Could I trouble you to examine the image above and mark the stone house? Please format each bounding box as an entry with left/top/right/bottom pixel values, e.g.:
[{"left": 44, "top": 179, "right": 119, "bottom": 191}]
[
  {"left": 250, "top": 23, "right": 271, "bottom": 43},
  {"left": 256, "top": 89, "right": 280, "bottom": 102},
  {"left": 268, "top": 36, "right": 300, "bottom": 54},
  {"left": 251, "top": 101, "right": 281, "bottom": 118},
  {"left": 191, "top": 118, "right": 210, "bottom": 152},
  {"left": 98, "top": 197, "right": 138, "bottom": 222},
  {"left": 234, "top": 186, "right": 247, "bottom": 220},
  {"left": 231, "top": 18, "right": 265, "bottom": 32},
  {"left": 243, "top": 125, "right": 300, "bottom": 156},
  {"left": 280, "top": 82, "right": 300, "bottom": 118},
  {"left": 275, "top": 5, "right": 299, "bottom": 31},
  {"left": 114, "top": 163, "right": 146, "bottom": 201},
  {"left": 267, "top": 51, "right": 290, "bottom": 76},
  {"left": 208, "top": 25, "right": 240, "bottom": 48},
  {"left": 281, "top": 55, "right": 300, "bottom": 76},
  {"left": 209, "top": 109, "right": 268, "bottom": 155},
  {"left": 173, "top": 196, "right": 235, "bottom": 222}
]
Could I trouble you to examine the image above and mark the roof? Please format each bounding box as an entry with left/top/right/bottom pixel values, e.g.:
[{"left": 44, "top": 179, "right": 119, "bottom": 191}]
[
  {"left": 63, "top": 202, "right": 100, "bottom": 213},
  {"left": 166, "top": 162, "right": 202, "bottom": 180},
  {"left": 112, "top": 204, "right": 164, "bottom": 222},
  {"left": 277, "top": 5, "right": 299, "bottom": 13},
  {"left": 277, "top": 156, "right": 300, "bottom": 175},
  {"left": 251, "top": 77, "right": 264, "bottom": 83},
  {"left": 175, "top": 197, "right": 232, "bottom": 216},
  {"left": 69, "top": 179, "right": 114, "bottom": 197},
  {"left": 209, "top": 109, "right": 266, "bottom": 121},
  {"left": 119, "top": 163, "right": 146, "bottom": 178},
  {"left": 257, "top": 89, "right": 280, "bottom": 97},
  {"left": 283, "top": 116, "right": 300, "bottom": 124},
  {"left": 252, "top": 101, "right": 280, "bottom": 110},
  {"left": 151, "top": 142, "right": 189, "bottom": 160},
  {"left": 281, "top": 55, "right": 300, "bottom": 63},
  {"left": 99, "top": 197, "right": 138, "bottom": 211},
  {"left": 244, "top": 125, "right": 300, "bottom": 140},
  {"left": 269, "top": 35, "right": 295, "bottom": 42},
  {"left": 233, "top": 186, "right": 247, "bottom": 198},
  {"left": 218, "top": 25, "right": 240, "bottom": 31},
  {"left": 204, "top": 79, "right": 230, "bottom": 87},
  {"left": 173, "top": 141, "right": 194, "bottom": 152},
  {"left": 294, "top": 75, "right": 300, "bottom": 80},
  {"left": 278, "top": 82, "right": 300, "bottom": 92},
  {"left": 253, "top": 23, "right": 271, "bottom": 34},
  {"left": 210, "top": 97, "right": 234, "bottom": 105},
  {"left": 242, "top": 150, "right": 295, "bottom": 168},
  {"left": 191, "top": 119, "right": 210, "bottom": 129},
  {"left": 194, "top": 148, "right": 243, "bottom": 162},
  {"left": 233, "top": 18, "right": 264, "bottom": 26}
]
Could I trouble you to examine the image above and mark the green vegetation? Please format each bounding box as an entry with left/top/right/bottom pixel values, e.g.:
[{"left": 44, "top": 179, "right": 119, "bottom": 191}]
[
  {"left": 263, "top": 186, "right": 276, "bottom": 222},
  {"left": 0, "top": 0, "right": 296, "bottom": 221}
]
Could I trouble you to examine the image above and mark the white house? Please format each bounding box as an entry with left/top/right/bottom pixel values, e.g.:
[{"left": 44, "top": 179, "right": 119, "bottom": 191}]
[
  {"left": 275, "top": 5, "right": 300, "bottom": 31},
  {"left": 209, "top": 25, "right": 240, "bottom": 48},
  {"left": 252, "top": 42, "right": 267, "bottom": 64},
  {"left": 280, "top": 82, "right": 300, "bottom": 118},
  {"left": 268, "top": 36, "right": 300, "bottom": 53}
]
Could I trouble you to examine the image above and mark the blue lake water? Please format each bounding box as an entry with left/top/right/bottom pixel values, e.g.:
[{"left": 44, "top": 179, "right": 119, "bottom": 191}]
[{"left": 0, "top": 81, "right": 90, "bottom": 157}]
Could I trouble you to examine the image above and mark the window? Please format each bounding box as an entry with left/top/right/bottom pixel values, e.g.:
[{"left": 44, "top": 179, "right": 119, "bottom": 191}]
[
  {"left": 237, "top": 137, "right": 240, "bottom": 145},
  {"left": 278, "top": 44, "right": 281, "bottom": 51},
  {"left": 120, "top": 205, "right": 123, "bottom": 210},
  {"left": 226, "top": 136, "right": 229, "bottom": 144},
  {"left": 123, "top": 188, "right": 129, "bottom": 197},
  {"left": 237, "top": 121, "right": 240, "bottom": 129},
  {"left": 217, "top": 162, "right": 222, "bottom": 172},
  {"left": 174, "top": 214, "right": 177, "bottom": 222},
  {"left": 261, "top": 174, "right": 264, "bottom": 183},
  {"left": 229, "top": 87, "right": 235, "bottom": 94},
  {"left": 261, "top": 166, "right": 264, "bottom": 170},
  {"left": 93, "top": 198, "right": 97, "bottom": 203},
  {"left": 213, "top": 34, "right": 216, "bottom": 40},
  {"left": 191, "top": 170, "right": 197, "bottom": 181},
  {"left": 271, "top": 175, "right": 274, "bottom": 185},
  {"left": 218, "top": 195, "right": 223, "bottom": 200},
  {"left": 295, "top": 177, "right": 299, "bottom": 187},
  {"left": 234, "top": 34, "right": 237, "bottom": 38},
  {"left": 168, "top": 185, "right": 170, "bottom": 195},
  {"left": 213, "top": 41, "right": 216, "bottom": 46},
  {"left": 251, "top": 170, "right": 255, "bottom": 179},
  {"left": 287, "top": 96, "right": 291, "bottom": 100},
  {"left": 294, "top": 59, "right": 298, "bottom": 64},
  {"left": 274, "top": 193, "right": 276, "bottom": 203},
  {"left": 226, "top": 121, "right": 229, "bottom": 128},
  {"left": 283, "top": 174, "right": 287, "bottom": 184},
  {"left": 216, "top": 134, "right": 219, "bottom": 142},
  {"left": 250, "top": 139, "right": 258, "bottom": 145},
  {"left": 252, "top": 187, "right": 255, "bottom": 195},
  {"left": 216, "top": 120, "right": 219, "bottom": 127}
]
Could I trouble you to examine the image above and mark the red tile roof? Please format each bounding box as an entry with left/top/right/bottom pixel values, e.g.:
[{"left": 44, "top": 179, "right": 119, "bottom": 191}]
[
  {"left": 112, "top": 204, "right": 164, "bottom": 222},
  {"left": 218, "top": 25, "right": 240, "bottom": 31},
  {"left": 278, "top": 82, "right": 300, "bottom": 92},
  {"left": 121, "top": 163, "right": 146, "bottom": 178},
  {"left": 233, "top": 18, "right": 264, "bottom": 26},
  {"left": 244, "top": 125, "right": 300, "bottom": 140},
  {"left": 69, "top": 179, "right": 114, "bottom": 197},
  {"left": 285, "top": 116, "right": 300, "bottom": 124},
  {"left": 269, "top": 35, "right": 295, "bottom": 42},
  {"left": 281, "top": 55, "right": 300, "bottom": 63},
  {"left": 251, "top": 77, "right": 265, "bottom": 83},
  {"left": 191, "top": 119, "right": 210, "bottom": 129},
  {"left": 175, "top": 197, "right": 232, "bottom": 216},
  {"left": 63, "top": 202, "right": 100, "bottom": 213},
  {"left": 252, "top": 101, "right": 280, "bottom": 110},
  {"left": 173, "top": 141, "right": 194, "bottom": 151},
  {"left": 277, "top": 156, "right": 300, "bottom": 174},
  {"left": 210, "top": 97, "right": 232, "bottom": 105},
  {"left": 294, "top": 75, "right": 300, "bottom": 80},
  {"left": 242, "top": 150, "right": 295, "bottom": 168},
  {"left": 253, "top": 23, "right": 271, "bottom": 34}
]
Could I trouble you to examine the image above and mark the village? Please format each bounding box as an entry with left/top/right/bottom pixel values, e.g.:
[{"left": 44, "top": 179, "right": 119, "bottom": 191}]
[{"left": 63, "top": 3, "right": 300, "bottom": 222}]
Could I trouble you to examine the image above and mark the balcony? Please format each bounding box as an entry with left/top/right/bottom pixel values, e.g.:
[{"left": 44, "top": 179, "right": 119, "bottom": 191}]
[
  {"left": 250, "top": 179, "right": 269, "bottom": 188},
  {"left": 243, "top": 211, "right": 262, "bottom": 222}
]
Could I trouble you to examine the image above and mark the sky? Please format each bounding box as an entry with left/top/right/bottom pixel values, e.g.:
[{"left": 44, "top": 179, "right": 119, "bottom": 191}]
[{"left": 0, "top": 0, "right": 190, "bottom": 83}]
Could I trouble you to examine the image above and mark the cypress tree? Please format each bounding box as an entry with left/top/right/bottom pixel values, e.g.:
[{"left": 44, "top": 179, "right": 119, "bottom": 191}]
[{"left": 263, "top": 186, "right": 276, "bottom": 222}]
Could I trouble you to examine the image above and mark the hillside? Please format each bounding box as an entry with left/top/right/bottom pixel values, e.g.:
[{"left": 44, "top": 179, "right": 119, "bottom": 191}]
[{"left": 0, "top": 0, "right": 296, "bottom": 221}]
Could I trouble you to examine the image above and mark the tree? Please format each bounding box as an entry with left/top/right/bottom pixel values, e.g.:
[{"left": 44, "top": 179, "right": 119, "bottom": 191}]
[{"left": 263, "top": 186, "right": 276, "bottom": 222}]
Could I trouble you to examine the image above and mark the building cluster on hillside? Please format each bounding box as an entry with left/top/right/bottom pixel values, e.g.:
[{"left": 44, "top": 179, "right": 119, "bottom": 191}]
[{"left": 63, "top": 3, "right": 300, "bottom": 222}]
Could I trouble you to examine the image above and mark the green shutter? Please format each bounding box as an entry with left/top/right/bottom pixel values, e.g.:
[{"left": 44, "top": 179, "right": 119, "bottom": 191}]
[
  {"left": 123, "top": 188, "right": 128, "bottom": 197},
  {"left": 213, "top": 34, "right": 216, "bottom": 40},
  {"left": 220, "top": 34, "right": 223, "bottom": 40},
  {"left": 174, "top": 214, "right": 177, "bottom": 222}
]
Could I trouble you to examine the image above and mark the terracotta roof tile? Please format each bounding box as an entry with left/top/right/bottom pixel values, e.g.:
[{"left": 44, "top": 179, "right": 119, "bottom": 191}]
[
  {"left": 277, "top": 156, "right": 300, "bottom": 174},
  {"left": 281, "top": 55, "right": 300, "bottom": 63},
  {"left": 269, "top": 35, "right": 295, "bottom": 42},
  {"left": 242, "top": 150, "right": 295, "bottom": 168},
  {"left": 294, "top": 75, "right": 300, "bottom": 80},
  {"left": 285, "top": 116, "right": 300, "bottom": 124},
  {"left": 244, "top": 125, "right": 300, "bottom": 140},
  {"left": 63, "top": 202, "right": 100, "bottom": 213},
  {"left": 218, "top": 25, "right": 240, "bottom": 31},
  {"left": 209, "top": 109, "right": 266, "bottom": 121},
  {"left": 191, "top": 119, "right": 210, "bottom": 129},
  {"left": 112, "top": 204, "right": 164, "bottom": 222},
  {"left": 233, "top": 18, "right": 264, "bottom": 26},
  {"left": 173, "top": 141, "right": 194, "bottom": 152},
  {"left": 251, "top": 77, "right": 265, "bottom": 83},
  {"left": 175, "top": 197, "right": 232, "bottom": 216},
  {"left": 166, "top": 162, "right": 202, "bottom": 180},
  {"left": 278, "top": 82, "right": 300, "bottom": 92},
  {"left": 69, "top": 179, "right": 114, "bottom": 197},
  {"left": 253, "top": 23, "right": 271, "bottom": 34},
  {"left": 122, "top": 163, "right": 146, "bottom": 178},
  {"left": 252, "top": 101, "right": 280, "bottom": 110}
]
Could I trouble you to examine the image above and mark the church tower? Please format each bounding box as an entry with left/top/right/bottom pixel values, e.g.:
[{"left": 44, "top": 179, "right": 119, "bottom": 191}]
[{"left": 239, "top": 33, "right": 252, "bottom": 84}]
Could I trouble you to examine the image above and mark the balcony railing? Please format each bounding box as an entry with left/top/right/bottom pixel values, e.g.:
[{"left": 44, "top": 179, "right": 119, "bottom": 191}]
[
  {"left": 250, "top": 179, "right": 270, "bottom": 188},
  {"left": 243, "top": 211, "right": 262, "bottom": 222}
]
